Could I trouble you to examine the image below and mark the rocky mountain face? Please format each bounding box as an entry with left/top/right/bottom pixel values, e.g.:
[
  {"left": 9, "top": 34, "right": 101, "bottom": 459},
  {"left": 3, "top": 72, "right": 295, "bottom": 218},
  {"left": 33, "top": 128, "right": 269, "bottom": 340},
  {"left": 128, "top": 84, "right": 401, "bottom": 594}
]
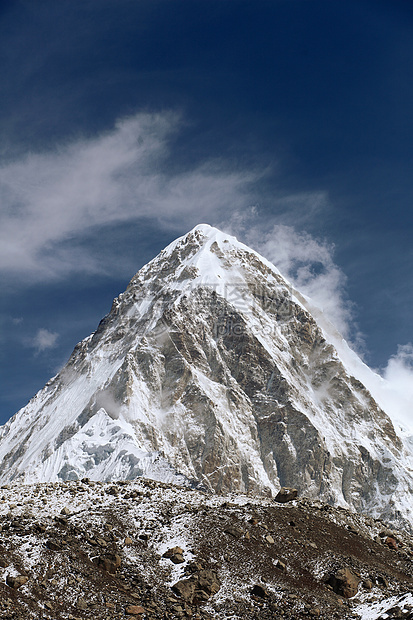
[
  {"left": 0, "top": 478, "right": 413, "bottom": 620},
  {"left": 0, "top": 224, "right": 412, "bottom": 531}
]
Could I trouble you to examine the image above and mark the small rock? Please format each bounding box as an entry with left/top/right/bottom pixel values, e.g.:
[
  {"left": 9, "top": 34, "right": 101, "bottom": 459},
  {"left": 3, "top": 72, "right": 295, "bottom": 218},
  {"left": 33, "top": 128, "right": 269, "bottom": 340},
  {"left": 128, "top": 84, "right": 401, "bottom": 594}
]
[
  {"left": 376, "top": 575, "right": 389, "bottom": 588},
  {"left": 76, "top": 598, "right": 88, "bottom": 610},
  {"left": 362, "top": 579, "right": 373, "bottom": 590},
  {"left": 197, "top": 569, "right": 220, "bottom": 595},
  {"left": 172, "top": 579, "right": 196, "bottom": 602},
  {"left": 163, "top": 546, "right": 184, "bottom": 558},
  {"left": 224, "top": 525, "right": 244, "bottom": 539},
  {"left": 96, "top": 538, "right": 108, "bottom": 547},
  {"left": 172, "top": 570, "right": 220, "bottom": 603},
  {"left": 251, "top": 584, "right": 268, "bottom": 598},
  {"left": 265, "top": 534, "right": 275, "bottom": 544},
  {"left": 124, "top": 537, "right": 133, "bottom": 545},
  {"left": 275, "top": 559, "right": 286, "bottom": 571},
  {"left": 385, "top": 536, "right": 398, "bottom": 551},
  {"left": 386, "top": 605, "right": 406, "bottom": 618},
  {"left": 6, "top": 574, "right": 28, "bottom": 589},
  {"left": 274, "top": 487, "right": 298, "bottom": 503},
  {"left": 126, "top": 605, "right": 145, "bottom": 615},
  {"left": 95, "top": 553, "right": 122, "bottom": 574},
  {"left": 327, "top": 568, "right": 361, "bottom": 598}
]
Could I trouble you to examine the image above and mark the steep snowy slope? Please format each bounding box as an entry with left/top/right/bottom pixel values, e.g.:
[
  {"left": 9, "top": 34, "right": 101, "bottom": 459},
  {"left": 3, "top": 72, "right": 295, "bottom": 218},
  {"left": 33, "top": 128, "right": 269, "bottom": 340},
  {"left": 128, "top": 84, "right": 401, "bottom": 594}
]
[{"left": 0, "top": 224, "right": 412, "bottom": 530}]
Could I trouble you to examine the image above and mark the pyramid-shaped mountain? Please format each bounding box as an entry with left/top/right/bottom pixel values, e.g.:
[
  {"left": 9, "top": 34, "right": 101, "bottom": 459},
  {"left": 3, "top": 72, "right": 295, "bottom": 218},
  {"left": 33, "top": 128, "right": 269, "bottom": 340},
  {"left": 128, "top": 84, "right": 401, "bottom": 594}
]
[{"left": 0, "top": 224, "right": 412, "bottom": 529}]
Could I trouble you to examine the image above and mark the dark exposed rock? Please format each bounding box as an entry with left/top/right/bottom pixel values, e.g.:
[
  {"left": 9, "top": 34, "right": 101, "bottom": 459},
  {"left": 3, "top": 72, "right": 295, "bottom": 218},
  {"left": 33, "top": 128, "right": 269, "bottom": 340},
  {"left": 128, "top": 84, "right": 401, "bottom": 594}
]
[
  {"left": 251, "top": 584, "right": 268, "bottom": 597},
  {"left": 224, "top": 525, "right": 244, "bottom": 539},
  {"left": 275, "top": 487, "right": 298, "bottom": 503},
  {"left": 376, "top": 574, "right": 389, "bottom": 588}
]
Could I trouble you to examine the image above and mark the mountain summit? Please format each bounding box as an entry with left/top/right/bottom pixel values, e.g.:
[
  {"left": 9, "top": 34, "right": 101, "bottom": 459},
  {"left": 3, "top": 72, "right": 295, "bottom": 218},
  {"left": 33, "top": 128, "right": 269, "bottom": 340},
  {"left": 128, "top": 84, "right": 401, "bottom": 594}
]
[{"left": 1, "top": 224, "right": 412, "bottom": 529}]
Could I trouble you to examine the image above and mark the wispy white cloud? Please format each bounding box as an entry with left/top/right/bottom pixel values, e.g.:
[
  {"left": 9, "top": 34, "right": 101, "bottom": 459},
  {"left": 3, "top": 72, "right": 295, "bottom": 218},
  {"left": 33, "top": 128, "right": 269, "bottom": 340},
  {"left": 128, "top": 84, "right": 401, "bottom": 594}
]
[
  {"left": 250, "top": 225, "right": 353, "bottom": 339},
  {"left": 0, "top": 112, "right": 257, "bottom": 280},
  {"left": 31, "top": 328, "right": 59, "bottom": 353},
  {"left": 222, "top": 209, "right": 355, "bottom": 341}
]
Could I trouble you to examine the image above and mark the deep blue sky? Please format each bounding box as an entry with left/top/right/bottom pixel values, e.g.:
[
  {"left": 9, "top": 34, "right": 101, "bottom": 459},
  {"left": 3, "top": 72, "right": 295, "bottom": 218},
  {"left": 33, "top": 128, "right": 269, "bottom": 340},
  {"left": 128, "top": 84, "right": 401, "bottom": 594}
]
[{"left": 0, "top": 0, "right": 412, "bottom": 424}]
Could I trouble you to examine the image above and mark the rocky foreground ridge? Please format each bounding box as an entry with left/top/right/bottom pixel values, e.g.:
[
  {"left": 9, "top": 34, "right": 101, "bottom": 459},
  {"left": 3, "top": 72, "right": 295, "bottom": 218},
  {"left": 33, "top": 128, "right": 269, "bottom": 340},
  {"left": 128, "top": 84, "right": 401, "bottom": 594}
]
[{"left": 0, "top": 478, "right": 413, "bottom": 620}]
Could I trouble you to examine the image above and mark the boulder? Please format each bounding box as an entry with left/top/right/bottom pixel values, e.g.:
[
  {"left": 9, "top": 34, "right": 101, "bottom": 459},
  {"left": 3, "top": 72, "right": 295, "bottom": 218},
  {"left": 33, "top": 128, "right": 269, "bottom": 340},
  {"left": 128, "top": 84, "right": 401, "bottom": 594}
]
[
  {"left": 95, "top": 553, "right": 122, "bottom": 574},
  {"left": 6, "top": 574, "right": 28, "bottom": 589},
  {"left": 197, "top": 569, "right": 220, "bottom": 595},
  {"left": 386, "top": 536, "right": 398, "bottom": 551},
  {"left": 76, "top": 598, "right": 88, "bottom": 610},
  {"left": 224, "top": 525, "right": 244, "bottom": 539},
  {"left": 126, "top": 605, "right": 145, "bottom": 616},
  {"left": 327, "top": 568, "right": 361, "bottom": 598},
  {"left": 172, "top": 579, "right": 196, "bottom": 602},
  {"left": 274, "top": 487, "right": 298, "bottom": 503},
  {"left": 163, "top": 546, "right": 184, "bottom": 558},
  {"left": 251, "top": 584, "right": 268, "bottom": 598},
  {"left": 172, "top": 569, "right": 220, "bottom": 603}
]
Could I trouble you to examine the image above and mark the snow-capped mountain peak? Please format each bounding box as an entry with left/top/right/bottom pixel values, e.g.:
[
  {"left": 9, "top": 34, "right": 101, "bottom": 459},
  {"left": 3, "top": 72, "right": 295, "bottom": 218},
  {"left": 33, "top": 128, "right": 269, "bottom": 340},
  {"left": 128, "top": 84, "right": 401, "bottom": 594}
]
[{"left": 0, "top": 224, "right": 412, "bottom": 531}]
